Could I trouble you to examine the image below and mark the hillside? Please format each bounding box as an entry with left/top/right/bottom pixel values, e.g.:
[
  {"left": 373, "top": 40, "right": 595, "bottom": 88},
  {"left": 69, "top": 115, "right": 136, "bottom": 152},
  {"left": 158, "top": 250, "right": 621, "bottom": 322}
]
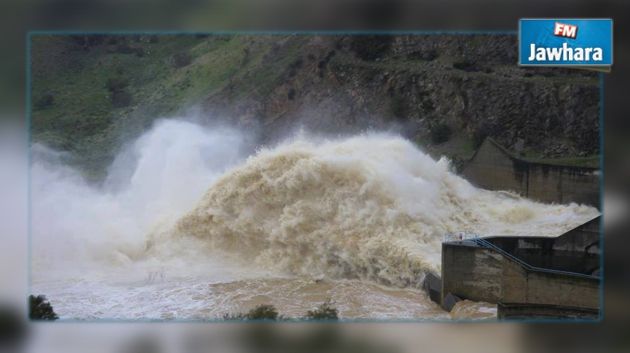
[{"left": 31, "top": 34, "right": 600, "bottom": 181}]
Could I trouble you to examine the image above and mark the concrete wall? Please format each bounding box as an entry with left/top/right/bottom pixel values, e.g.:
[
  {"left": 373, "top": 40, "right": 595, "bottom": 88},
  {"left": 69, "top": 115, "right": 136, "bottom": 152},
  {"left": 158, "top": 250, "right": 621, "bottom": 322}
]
[
  {"left": 462, "top": 139, "right": 600, "bottom": 208},
  {"left": 554, "top": 216, "right": 600, "bottom": 253},
  {"left": 527, "top": 163, "right": 600, "bottom": 207},
  {"left": 461, "top": 138, "right": 529, "bottom": 196},
  {"left": 441, "top": 242, "right": 504, "bottom": 303},
  {"left": 497, "top": 303, "right": 599, "bottom": 319},
  {"left": 485, "top": 216, "right": 600, "bottom": 274},
  {"left": 501, "top": 263, "right": 599, "bottom": 309},
  {"left": 441, "top": 241, "right": 600, "bottom": 312}
]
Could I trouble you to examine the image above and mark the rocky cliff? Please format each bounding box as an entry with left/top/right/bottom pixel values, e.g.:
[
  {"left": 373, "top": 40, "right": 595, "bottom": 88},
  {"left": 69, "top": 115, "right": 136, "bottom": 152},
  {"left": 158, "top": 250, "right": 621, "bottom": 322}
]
[
  {"left": 31, "top": 34, "right": 599, "bottom": 180},
  {"left": 203, "top": 35, "right": 599, "bottom": 161}
]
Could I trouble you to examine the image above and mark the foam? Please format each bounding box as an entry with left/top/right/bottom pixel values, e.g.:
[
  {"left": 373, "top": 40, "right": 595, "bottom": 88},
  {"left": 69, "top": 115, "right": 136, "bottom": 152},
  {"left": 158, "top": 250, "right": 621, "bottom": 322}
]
[{"left": 168, "top": 134, "right": 598, "bottom": 287}]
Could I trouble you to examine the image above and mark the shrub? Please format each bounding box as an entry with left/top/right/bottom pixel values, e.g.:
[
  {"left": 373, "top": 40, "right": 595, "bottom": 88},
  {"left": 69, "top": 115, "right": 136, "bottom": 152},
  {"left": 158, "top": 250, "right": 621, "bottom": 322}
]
[
  {"left": 172, "top": 52, "right": 192, "bottom": 68},
  {"left": 305, "top": 300, "right": 338, "bottom": 320},
  {"left": 105, "top": 77, "right": 129, "bottom": 92},
  {"left": 452, "top": 60, "right": 478, "bottom": 72},
  {"left": 349, "top": 36, "right": 393, "bottom": 61},
  {"left": 407, "top": 49, "right": 438, "bottom": 61},
  {"left": 222, "top": 312, "right": 243, "bottom": 320},
  {"left": 133, "top": 47, "right": 145, "bottom": 57},
  {"left": 106, "top": 76, "right": 132, "bottom": 108},
  {"left": 29, "top": 295, "right": 58, "bottom": 321},
  {"left": 222, "top": 302, "right": 341, "bottom": 321},
  {"left": 224, "top": 304, "right": 279, "bottom": 321},
  {"left": 115, "top": 43, "right": 135, "bottom": 54},
  {"left": 34, "top": 93, "right": 54, "bottom": 109},
  {"left": 111, "top": 90, "right": 132, "bottom": 108},
  {"left": 70, "top": 35, "right": 105, "bottom": 50},
  {"left": 390, "top": 95, "right": 408, "bottom": 119},
  {"left": 113, "top": 43, "right": 145, "bottom": 57},
  {"left": 246, "top": 304, "right": 279, "bottom": 320},
  {"left": 288, "top": 57, "right": 304, "bottom": 77},
  {"left": 430, "top": 123, "right": 452, "bottom": 144},
  {"left": 473, "top": 123, "right": 491, "bottom": 148}
]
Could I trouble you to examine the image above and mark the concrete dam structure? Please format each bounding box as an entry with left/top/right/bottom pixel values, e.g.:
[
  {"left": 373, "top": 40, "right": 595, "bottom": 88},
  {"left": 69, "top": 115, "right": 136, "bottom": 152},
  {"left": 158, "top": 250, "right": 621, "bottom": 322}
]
[
  {"left": 435, "top": 216, "right": 601, "bottom": 320},
  {"left": 419, "top": 139, "right": 602, "bottom": 320},
  {"left": 461, "top": 138, "right": 600, "bottom": 209}
]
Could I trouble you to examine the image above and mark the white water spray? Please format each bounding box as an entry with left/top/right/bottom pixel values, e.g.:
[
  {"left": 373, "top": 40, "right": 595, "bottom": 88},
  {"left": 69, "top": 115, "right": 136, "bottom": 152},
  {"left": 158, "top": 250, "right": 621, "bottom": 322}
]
[{"left": 27, "top": 119, "right": 598, "bottom": 319}]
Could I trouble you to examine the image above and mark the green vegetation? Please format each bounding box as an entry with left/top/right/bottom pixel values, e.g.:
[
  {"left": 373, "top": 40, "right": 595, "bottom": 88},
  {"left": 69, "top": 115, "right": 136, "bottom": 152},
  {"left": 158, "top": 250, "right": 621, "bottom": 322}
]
[
  {"left": 32, "top": 35, "right": 211, "bottom": 180},
  {"left": 305, "top": 300, "right": 338, "bottom": 320},
  {"left": 349, "top": 36, "right": 393, "bottom": 61},
  {"left": 29, "top": 295, "right": 58, "bottom": 321},
  {"left": 390, "top": 95, "right": 408, "bottom": 119},
  {"left": 25, "top": 298, "right": 340, "bottom": 321},
  {"left": 31, "top": 34, "right": 303, "bottom": 181},
  {"left": 472, "top": 123, "right": 491, "bottom": 149},
  {"left": 223, "top": 301, "right": 339, "bottom": 321},
  {"left": 525, "top": 155, "right": 600, "bottom": 168},
  {"left": 171, "top": 51, "right": 192, "bottom": 68},
  {"left": 430, "top": 123, "right": 452, "bottom": 144},
  {"left": 224, "top": 304, "right": 280, "bottom": 321},
  {"left": 32, "top": 34, "right": 598, "bottom": 181}
]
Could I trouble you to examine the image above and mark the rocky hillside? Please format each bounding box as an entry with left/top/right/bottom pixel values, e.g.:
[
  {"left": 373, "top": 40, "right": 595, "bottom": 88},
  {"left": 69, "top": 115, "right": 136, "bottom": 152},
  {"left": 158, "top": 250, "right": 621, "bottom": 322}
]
[{"left": 31, "top": 34, "right": 600, "bottom": 181}]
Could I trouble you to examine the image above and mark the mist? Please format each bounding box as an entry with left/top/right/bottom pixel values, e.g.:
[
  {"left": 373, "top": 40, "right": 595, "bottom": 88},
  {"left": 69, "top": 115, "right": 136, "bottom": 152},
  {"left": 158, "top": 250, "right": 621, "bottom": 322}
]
[
  {"left": 21, "top": 114, "right": 598, "bottom": 319},
  {"left": 30, "top": 118, "right": 252, "bottom": 280}
]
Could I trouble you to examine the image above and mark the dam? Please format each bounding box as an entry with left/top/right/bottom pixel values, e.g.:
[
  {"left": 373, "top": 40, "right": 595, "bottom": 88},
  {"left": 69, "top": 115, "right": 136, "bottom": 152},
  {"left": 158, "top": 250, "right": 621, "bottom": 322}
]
[
  {"left": 423, "top": 138, "right": 601, "bottom": 319},
  {"left": 423, "top": 216, "right": 601, "bottom": 320},
  {"left": 30, "top": 129, "right": 600, "bottom": 320},
  {"left": 461, "top": 138, "right": 600, "bottom": 209}
]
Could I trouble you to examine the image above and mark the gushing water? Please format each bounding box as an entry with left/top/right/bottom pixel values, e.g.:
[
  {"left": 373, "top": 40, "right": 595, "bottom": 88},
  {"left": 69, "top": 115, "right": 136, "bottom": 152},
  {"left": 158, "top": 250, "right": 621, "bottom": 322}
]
[
  {"left": 168, "top": 134, "right": 597, "bottom": 287},
  {"left": 29, "top": 119, "right": 598, "bottom": 320}
]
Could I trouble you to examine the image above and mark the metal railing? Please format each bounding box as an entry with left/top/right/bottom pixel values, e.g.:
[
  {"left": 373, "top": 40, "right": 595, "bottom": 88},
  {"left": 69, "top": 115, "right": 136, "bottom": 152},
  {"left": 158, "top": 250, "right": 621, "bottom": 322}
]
[
  {"left": 442, "top": 232, "right": 481, "bottom": 242},
  {"left": 468, "top": 235, "right": 599, "bottom": 280}
]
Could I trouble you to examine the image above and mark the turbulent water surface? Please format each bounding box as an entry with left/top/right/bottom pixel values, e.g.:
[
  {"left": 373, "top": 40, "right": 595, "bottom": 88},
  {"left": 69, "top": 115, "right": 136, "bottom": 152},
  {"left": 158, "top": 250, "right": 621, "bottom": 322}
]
[{"left": 30, "top": 119, "right": 598, "bottom": 320}]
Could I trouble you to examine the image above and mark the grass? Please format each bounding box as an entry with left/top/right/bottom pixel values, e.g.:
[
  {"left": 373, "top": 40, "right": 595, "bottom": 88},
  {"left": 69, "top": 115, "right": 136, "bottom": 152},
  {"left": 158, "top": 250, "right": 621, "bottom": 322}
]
[
  {"left": 30, "top": 35, "right": 282, "bottom": 181},
  {"left": 31, "top": 34, "right": 598, "bottom": 180},
  {"left": 32, "top": 36, "right": 203, "bottom": 174},
  {"left": 420, "top": 132, "right": 477, "bottom": 161},
  {"left": 525, "top": 155, "right": 600, "bottom": 168}
]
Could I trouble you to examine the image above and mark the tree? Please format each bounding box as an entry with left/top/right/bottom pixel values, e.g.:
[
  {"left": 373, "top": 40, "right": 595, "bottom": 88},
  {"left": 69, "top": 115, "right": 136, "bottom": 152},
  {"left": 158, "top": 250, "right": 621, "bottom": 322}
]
[
  {"left": 224, "top": 304, "right": 279, "bottom": 321},
  {"left": 29, "top": 295, "right": 58, "bottom": 321},
  {"left": 305, "top": 300, "right": 338, "bottom": 320}
]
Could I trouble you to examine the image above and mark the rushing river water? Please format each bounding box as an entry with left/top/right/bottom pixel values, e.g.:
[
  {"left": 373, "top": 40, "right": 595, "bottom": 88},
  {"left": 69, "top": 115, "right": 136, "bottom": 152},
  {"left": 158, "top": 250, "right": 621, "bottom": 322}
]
[{"left": 30, "top": 119, "right": 598, "bottom": 320}]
